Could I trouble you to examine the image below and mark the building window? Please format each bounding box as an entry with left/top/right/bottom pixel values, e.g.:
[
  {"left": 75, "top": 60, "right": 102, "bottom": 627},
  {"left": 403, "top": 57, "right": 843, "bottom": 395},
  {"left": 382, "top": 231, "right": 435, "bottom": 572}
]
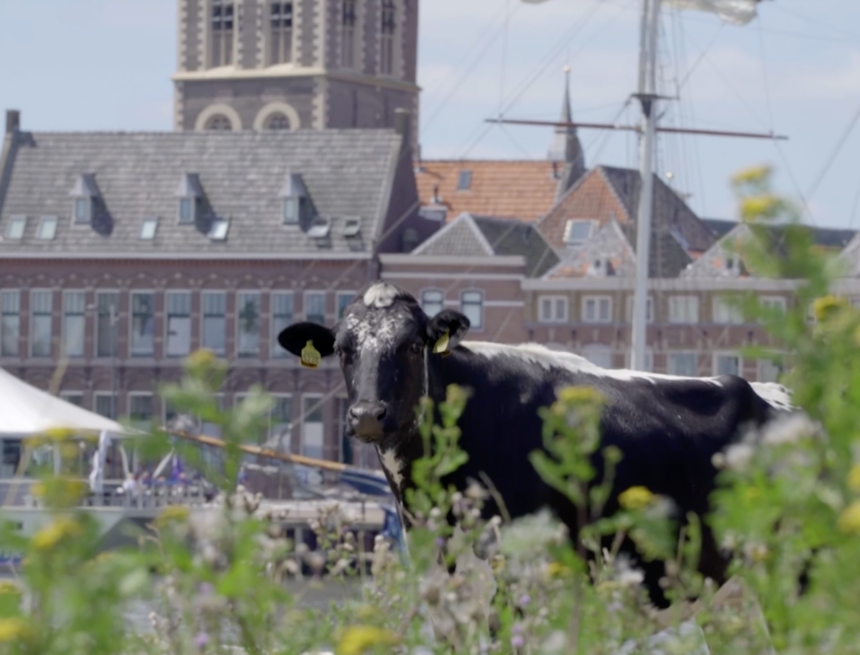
[
  {"left": 60, "top": 392, "right": 84, "bottom": 407},
  {"left": 1, "top": 291, "right": 20, "bottom": 357},
  {"left": 269, "top": 395, "right": 292, "bottom": 450},
  {"left": 179, "top": 198, "right": 196, "bottom": 224},
  {"left": 760, "top": 296, "right": 787, "bottom": 314},
  {"left": 668, "top": 295, "right": 699, "bottom": 324},
  {"left": 205, "top": 114, "right": 233, "bottom": 131},
  {"left": 563, "top": 220, "right": 595, "bottom": 245},
  {"left": 140, "top": 216, "right": 159, "bottom": 240},
  {"left": 713, "top": 296, "right": 743, "bottom": 325},
  {"left": 271, "top": 292, "right": 294, "bottom": 358},
  {"left": 421, "top": 290, "right": 444, "bottom": 318},
  {"left": 129, "top": 394, "right": 154, "bottom": 430},
  {"left": 337, "top": 292, "right": 355, "bottom": 320},
  {"left": 342, "top": 0, "right": 357, "bottom": 68},
  {"left": 627, "top": 349, "right": 654, "bottom": 372},
  {"left": 237, "top": 291, "right": 261, "bottom": 357},
  {"left": 457, "top": 170, "right": 472, "bottom": 191},
  {"left": 626, "top": 295, "right": 654, "bottom": 323},
  {"left": 31, "top": 290, "right": 53, "bottom": 358},
  {"left": 63, "top": 291, "right": 86, "bottom": 358},
  {"left": 460, "top": 291, "right": 483, "bottom": 330},
  {"left": 380, "top": 0, "right": 396, "bottom": 76},
  {"left": 96, "top": 292, "right": 118, "bottom": 358},
  {"left": 166, "top": 292, "right": 192, "bottom": 357},
  {"left": 714, "top": 353, "right": 741, "bottom": 376},
  {"left": 668, "top": 352, "right": 697, "bottom": 376},
  {"left": 582, "top": 344, "right": 612, "bottom": 368},
  {"left": 210, "top": 0, "right": 234, "bottom": 67},
  {"left": 305, "top": 292, "right": 326, "bottom": 324},
  {"left": 73, "top": 197, "right": 91, "bottom": 224},
  {"left": 94, "top": 393, "right": 116, "bottom": 420},
  {"left": 37, "top": 216, "right": 58, "bottom": 240},
  {"left": 757, "top": 357, "right": 783, "bottom": 383},
  {"left": 6, "top": 216, "right": 26, "bottom": 240},
  {"left": 538, "top": 295, "right": 568, "bottom": 323},
  {"left": 582, "top": 295, "right": 612, "bottom": 323},
  {"left": 202, "top": 292, "right": 227, "bottom": 355},
  {"left": 302, "top": 395, "right": 324, "bottom": 460},
  {"left": 130, "top": 292, "right": 155, "bottom": 357},
  {"left": 265, "top": 112, "right": 291, "bottom": 130},
  {"left": 282, "top": 197, "right": 298, "bottom": 224},
  {"left": 269, "top": 1, "right": 294, "bottom": 64}
]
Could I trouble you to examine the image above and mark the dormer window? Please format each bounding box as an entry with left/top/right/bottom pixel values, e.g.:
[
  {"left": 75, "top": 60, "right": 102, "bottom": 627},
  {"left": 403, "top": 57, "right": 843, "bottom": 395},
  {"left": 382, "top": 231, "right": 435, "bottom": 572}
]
[
  {"left": 209, "top": 219, "right": 230, "bottom": 241},
  {"left": 5, "top": 216, "right": 26, "bottom": 240},
  {"left": 279, "top": 170, "right": 311, "bottom": 225},
  {"left": 457, "top": 170, "right": 472, "bottom": 191},
  {"left": 563, "top": 219, "right": 595, "bottom": 245},
  {"left": 37, "top": 216, "right": 58, "bottom": 240},
  {"left": 176, "top": 174, "right": 203, "bottom": 225},
  {"left": 70, "top": 174, "right": 98, "bottom": 225},
  {"left": 140, "top": 216, "right": 159, "bottom": 240}
]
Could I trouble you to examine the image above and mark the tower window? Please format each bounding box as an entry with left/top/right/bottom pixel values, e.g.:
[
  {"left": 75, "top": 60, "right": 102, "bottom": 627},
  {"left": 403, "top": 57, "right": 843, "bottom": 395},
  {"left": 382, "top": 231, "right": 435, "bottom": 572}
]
[
  {"left": 380, "top": 0, "right": 395, "bottom": 76},
  {"left": 205, "top": 114, "right": 233, "bottom": 131},
  {"left": 269, "top": 2, "right": 293, "bottom": 64},
  {"left": 265, "top": 112, "right": 291, "bottom": 130},
  {"left": 211, "top": 0, "right": 234, "bottom": 67},
  {"left": 342, "top": 0, "right": 357, "bottom": 68}
]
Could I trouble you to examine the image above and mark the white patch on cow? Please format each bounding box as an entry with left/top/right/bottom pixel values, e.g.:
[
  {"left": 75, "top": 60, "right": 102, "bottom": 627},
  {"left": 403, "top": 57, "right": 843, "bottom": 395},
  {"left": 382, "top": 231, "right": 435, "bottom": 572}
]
[
  {"left": 461, "top": 341, "right": 725, "bottom": 387},
  {"left": 750, "top": 381, "right": 794, "bottom": 411},
  {"left": 379, "top": 448, "right": 405, "bottom": 490},
  {"left": 345, "top": 312, "right": 399, "bottom": 355},
  {"left": 363, "top": 282, "right": 400, "bottom": 309}
]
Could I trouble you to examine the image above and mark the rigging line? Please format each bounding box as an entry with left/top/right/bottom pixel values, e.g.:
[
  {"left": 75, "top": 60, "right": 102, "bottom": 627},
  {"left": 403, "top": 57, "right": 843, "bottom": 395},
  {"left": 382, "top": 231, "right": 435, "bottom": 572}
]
[
  {"left": 694, "top": 47, "right": 769, "bottom": 131},
  {"left": 499, "top": 0, "right": 512, "bottom": 117},
  {"left": 676, "top": 22, "right": 724, "bottom": 92},
  {"left": 499, "top": 124, "right": 534, "bottom": 159},
  {"left": 756, "top": 14, "right": 775, "bottom": 132},
  {"left": 458, "top": 122, "right": 497, "bottom": 160},
  {"left": 805, "top": 99, "right": 860, "bottom": 204}
]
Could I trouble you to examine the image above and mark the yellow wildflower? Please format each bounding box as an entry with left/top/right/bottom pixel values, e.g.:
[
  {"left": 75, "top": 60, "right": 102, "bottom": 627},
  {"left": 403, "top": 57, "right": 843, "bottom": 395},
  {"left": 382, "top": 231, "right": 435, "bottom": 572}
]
[
  {"left": 0, "top": 618, "right": 31, "bottom": 643},
  {"left": 848, "top": 464, "right": 860, "bottom": 493},
  {"left": 813, "top": 295, "right": 847, "bottom": 322},
  {"left": 336, "top": 625, "right": 401, "bottom": 655},
  {"left": 42, "top": 427, "right": 76, "bottom": 442},
  {"left": 837, "top": 500, "right": 860, "bottom": 535},
  {"left": 557, "top": 386, "right": 604, "bottom": 406},
  {"left": 0, "top": 581, "right": 22, "bottom": 597},
  {"left": 155, "top": 505, "right": 190, "bottom": 528},
  {"left": 543, "top": 561, "right": 572, "bottom": 581},
  {"left": 618, "top": 486, "right": 655, "bottom": 511},
  {"left": 731, "top": 165, "right": 771, "bottom": 186},
  {"left": 741, "top": 194, "right": 782, "bottom": 222},
  {"left": 186, "top": 348, "right": 217, "bottom": 369},
  {"left": 31, "top": 516, "right": 83, "bottom": 551}
]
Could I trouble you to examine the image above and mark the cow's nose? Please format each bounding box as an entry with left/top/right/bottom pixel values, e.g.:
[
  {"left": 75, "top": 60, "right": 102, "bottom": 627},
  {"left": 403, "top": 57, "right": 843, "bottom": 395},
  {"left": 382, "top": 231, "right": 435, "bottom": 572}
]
[{"left": 348, "top": 401, "right": 387, "bottom": 439}]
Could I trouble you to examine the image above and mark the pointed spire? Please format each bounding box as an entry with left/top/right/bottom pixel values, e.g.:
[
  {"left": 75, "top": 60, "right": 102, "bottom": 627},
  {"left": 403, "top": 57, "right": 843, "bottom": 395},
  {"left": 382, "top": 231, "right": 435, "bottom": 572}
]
[{"left": 548, "top": 65, "right": 587, "bottom": 202}]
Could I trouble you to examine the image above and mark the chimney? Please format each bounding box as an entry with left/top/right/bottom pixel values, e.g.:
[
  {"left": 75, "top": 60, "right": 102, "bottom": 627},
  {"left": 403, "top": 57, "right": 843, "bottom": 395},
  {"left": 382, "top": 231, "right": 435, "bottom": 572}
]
[{"left": 5, "top": 110, "right": 20, "bottom": 135}]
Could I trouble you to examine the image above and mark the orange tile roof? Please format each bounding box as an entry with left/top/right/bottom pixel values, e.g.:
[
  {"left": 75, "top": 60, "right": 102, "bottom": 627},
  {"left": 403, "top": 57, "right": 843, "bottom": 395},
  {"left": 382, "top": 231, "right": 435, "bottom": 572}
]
[{"left": 415, "top": 160, "right": 561, "bottom": 222}]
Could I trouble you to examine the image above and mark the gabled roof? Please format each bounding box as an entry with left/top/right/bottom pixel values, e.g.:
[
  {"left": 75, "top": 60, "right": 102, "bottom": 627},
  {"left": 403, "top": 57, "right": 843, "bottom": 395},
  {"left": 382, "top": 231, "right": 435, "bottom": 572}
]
[
  {"left": 412, "top": 212, "right": 559, "bottom": 278},
  {"left": 703, "top": 218, "right": 856, "bottom": 252},
  {"left": 0, "top": 129, "right": 403, "bottom": 257},
  {"left": 415, "top": 160, "right": 561, "bottom": 223},
  {"left": 543, "top": 220, "right": 635, "bottom": 280}
]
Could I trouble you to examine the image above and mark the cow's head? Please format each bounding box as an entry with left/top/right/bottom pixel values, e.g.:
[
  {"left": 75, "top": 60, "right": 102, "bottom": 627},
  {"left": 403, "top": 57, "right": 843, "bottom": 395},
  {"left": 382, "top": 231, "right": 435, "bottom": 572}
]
[{"left": 277, "top": 282, "right": 470, "bottom": 444}]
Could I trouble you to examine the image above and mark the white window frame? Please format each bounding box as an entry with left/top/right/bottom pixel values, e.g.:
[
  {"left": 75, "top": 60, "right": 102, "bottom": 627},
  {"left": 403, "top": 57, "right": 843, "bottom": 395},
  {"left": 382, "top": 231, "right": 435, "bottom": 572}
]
[
  {"left": 95, "top": 290, "right": 120, "bottom": 359},
  {"left": 72, "top": 197, "right": 92, "bottom": 225},
  {"left": 30, "top": 288, "right": 53, "bottom": 358},
  {"left": 201, "top": 290, "right": 227, "bottom": 356},
  {"left": 127, "top": 392, "right": 155, "bottom": 428},
  {"left": 271, "top": 291, "right": 295, "bottom": 359},
  {"left": 668, "top": 295, "right": 699, "bottom": 324},
  {"left": 93, "top": 392, "right": 117, "bottom": 420},
  {"left": 301, "top": 393, "right": 325, "bottom": 460},
  {"left": 140, "top": 216, "right": 159, "bottom": 240},
  {"left": 581, "top": 295, "right": 612, "bottom": 324},
  {"left": 538, "top": 295, "right": 568, "bottom": 324},
  {"left": 303, "top": 290, "right": 327, "bottom": 324},
  {"left": 420, "top": 288, "right": 445, "bottom": 318},
  {"left": 563, "top": 219, "right": 596, "bottom": 245},
  {"left": 336, "top": 291, "right": 356, "bottom": 321},
  {"left": 269, "top": 393, "right": 293, "bottom": 450},
  {"left": 712, "top": 296, "right": 743, "bottom": 325},
  {"left": 268, "top": 0, "right": 294, "bottom": 65},
  {"left": 460, "top": 289, "right": 484, "bottom": 331},
  {"left": 713, "top": 352, "right": 742, "bottom": 377},
  {"left": 165, "top": 290, "right": 193, "bottom": 358},
  {"left": 0, "top": 289, "right": 20, "bottom": 358},
  {"left": 129, "top": 290, "right": 156, "bottom": 358},
  {"left": 36, "top": 216, "right": 58, "bottom": 240},
  {"left": 5, "top": 216, "right": 26, "bottom": 240},
  {"left": 62, "top": 290, "right": 87, "bottom": 359},
  {"left": 667, "top": 351, "right": 698, "bottom": 377},
  {"left": 236, "top": 290, "right": 262, "bottom": 359},
  {"left": 760, "top": 295, "right": 787, "bottom": 313},
  {"left": 625, "top": 295, "right": 654, "bottom": 323}
]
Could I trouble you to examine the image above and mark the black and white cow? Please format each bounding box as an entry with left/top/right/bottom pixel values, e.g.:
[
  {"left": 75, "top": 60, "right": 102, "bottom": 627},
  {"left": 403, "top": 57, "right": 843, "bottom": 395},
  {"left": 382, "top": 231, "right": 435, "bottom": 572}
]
[{"left": 278, "top": 281, "right": 792, "bottom": 607}]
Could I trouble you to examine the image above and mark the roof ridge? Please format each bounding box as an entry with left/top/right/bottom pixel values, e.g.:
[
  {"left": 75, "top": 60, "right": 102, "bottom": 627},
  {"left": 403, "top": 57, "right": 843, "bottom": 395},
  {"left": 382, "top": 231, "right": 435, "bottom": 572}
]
[{"left": 463, "top": 213, "right": 497, "bottom": 256}]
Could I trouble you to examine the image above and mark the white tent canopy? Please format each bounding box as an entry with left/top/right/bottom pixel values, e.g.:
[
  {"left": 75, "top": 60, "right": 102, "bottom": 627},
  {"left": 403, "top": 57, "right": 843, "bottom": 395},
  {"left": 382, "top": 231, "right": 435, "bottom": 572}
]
[{"left": 0, "top": 367, "right": 125, "bottom": 436}]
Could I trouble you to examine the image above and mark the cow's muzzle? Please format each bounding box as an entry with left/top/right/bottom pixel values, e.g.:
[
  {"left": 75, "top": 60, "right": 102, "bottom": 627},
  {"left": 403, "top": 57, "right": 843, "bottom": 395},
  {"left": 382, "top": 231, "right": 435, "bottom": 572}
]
[{"left": 348, "top": 401, "right": 388, "bottom": 441}]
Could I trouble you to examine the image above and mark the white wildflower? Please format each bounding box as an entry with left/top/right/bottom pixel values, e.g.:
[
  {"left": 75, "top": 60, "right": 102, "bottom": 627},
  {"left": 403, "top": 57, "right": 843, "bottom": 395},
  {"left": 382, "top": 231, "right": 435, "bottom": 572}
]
[
  {"left": 762, "top": 413, "right": 821, "bottom": 446},
  {"left": 724, "top": 443, "right": 755, "bottom": 471}
]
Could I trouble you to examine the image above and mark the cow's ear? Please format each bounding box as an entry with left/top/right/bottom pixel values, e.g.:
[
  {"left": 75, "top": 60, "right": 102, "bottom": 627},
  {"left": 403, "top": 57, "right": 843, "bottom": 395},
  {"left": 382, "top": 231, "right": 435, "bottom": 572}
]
[
  {"left": 427, "top": 310, "right": 470, "bottom": 356},
  {"left": 277, "top": 322, "right": 336, "bottom": 367}
]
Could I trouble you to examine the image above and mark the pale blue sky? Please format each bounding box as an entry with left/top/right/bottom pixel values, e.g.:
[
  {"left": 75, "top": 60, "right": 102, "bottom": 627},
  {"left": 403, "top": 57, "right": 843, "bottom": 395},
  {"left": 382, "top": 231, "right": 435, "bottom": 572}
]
[{"left": 1, "top": 0, "right": 858, "bottom": 227}]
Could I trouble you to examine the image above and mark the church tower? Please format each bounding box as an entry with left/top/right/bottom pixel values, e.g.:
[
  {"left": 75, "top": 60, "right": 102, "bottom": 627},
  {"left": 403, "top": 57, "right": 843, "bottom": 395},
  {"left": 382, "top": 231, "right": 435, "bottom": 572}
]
[
  {"left": 172, "top": 0, "right": 420, "bottom": 145},
  {"left": 548, "top": 66, "right": 586, "bottom": 201}
]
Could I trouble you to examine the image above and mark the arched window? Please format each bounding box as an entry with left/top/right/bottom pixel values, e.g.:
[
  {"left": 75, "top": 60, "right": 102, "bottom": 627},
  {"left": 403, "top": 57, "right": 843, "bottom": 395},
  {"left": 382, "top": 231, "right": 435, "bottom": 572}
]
[
  {"left": 265, "top": 113, "right": 291, "bottom": 130},
  {"left": 269, "top": 2, "right": 293, "bottom": 64},
  {"left": 210, "top": 0, "right": 234, "bottom": 67},
  {"left": 380, "top": 0, "right": 396, "bottom": 76},
  {"left": 205, "top": 114, "right": 233, "bottom": 131},
  {"left": 342, "top": 0, "right": 358, "bottom": 68}
]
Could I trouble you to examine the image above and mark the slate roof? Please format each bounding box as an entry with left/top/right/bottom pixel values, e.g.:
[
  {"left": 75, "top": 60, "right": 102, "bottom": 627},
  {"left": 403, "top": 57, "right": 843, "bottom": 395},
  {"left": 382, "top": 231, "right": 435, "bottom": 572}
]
[
  {"left": 415, "top": 160, "right": 561, "bottom": 223},
  {"left": 412, "top": 212, "right": 559, "bottom": 278},
  {"left": 0, "top": 129, "right": 403, "bottom": 257},
  {"left": 703, "top": 218, "right": 856, "bottom": 251}
]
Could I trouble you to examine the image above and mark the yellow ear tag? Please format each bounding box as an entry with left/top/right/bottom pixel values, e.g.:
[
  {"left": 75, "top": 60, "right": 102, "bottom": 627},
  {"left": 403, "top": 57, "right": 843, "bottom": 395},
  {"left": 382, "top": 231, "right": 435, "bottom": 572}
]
[
  {"left": 433, "top": 330, "right": 450, "bottom": 356},
  {"left": 300, "top": 340, "right": 321, "bottom": 369}
]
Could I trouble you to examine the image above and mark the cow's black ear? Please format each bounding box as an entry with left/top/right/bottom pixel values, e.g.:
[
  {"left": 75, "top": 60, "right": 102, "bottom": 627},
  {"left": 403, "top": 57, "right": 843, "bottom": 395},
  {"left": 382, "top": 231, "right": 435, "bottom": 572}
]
[
  {"left": 277, "top": 322, "right": 336, "bottom": 359},
  {"left": 426, "top": 310, "right": 470, "bottom": 356}
]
